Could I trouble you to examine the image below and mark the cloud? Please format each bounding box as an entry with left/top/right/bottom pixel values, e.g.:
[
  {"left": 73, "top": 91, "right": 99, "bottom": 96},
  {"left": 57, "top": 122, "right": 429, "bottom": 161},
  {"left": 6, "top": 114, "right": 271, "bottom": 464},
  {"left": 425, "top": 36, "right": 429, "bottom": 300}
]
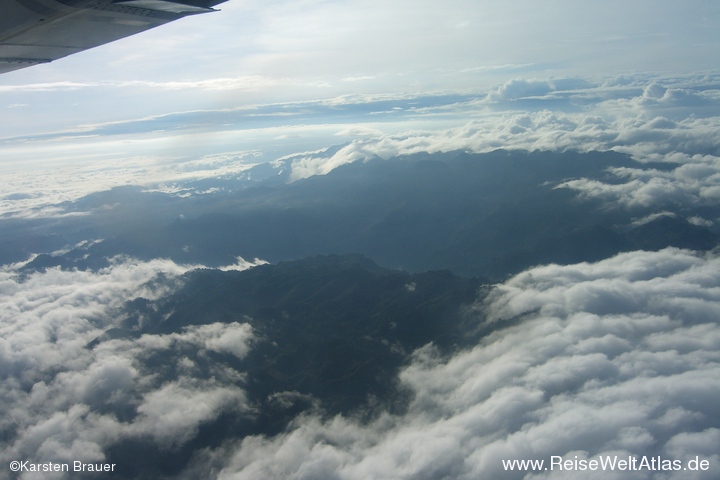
[
  {"left": 131, "top": 379, "right": 248, "bottom": 449},
  {"left": 163, "top": 322, "right": 256, "bottom": 359},
  {"left": 0, "top": 258, "right": 256, "bottom": 470},
  {"left": 557, "top": 154, "right": 720, "bottom": 209},
  {"left": 285, "top": 144, "right": 379, "bottom": 182},
  {"left": 485, "top": 79, "right": 555, "bottom": 103},
  {"left": 187, "top": 248, "right": 720, "bottom": 479},
  {"left": 219, "top": 256, "right": 270, "bottom": 272},
  {"left": 0, "top": 77, "right": 306, "bottom": 94},
  {"left": 0, "top": 151, "right": 260, "bottom": 218},
  {"left": 630, "top": 211, "right": 677, "bottom": 226},
  {"left": 638, "top": 83, "right": 712, "bottom": 108},
  {"left": 280, "top": 109, "right": 720, "bottom": 188},
  {"left": 333, "top": 126, "right": 384, "bottom": 137},
  {"left": 1, "top": 186, "right": 718, "bottom": 478},
  {"left": 461, "top": 63, "right": 536, "bottom": 74},
  {"left": 0, "top": 82, "right": 99, "bottom": 92},
  {"left": 0, "top": 257, "right": 188, "bottom": 378}
]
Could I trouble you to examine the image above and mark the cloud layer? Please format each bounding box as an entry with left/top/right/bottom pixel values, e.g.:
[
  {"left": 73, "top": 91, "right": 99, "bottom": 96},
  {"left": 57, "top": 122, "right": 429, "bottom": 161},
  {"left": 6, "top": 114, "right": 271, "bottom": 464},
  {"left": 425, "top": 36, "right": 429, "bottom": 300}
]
[
  {"left": 0, "top": 258, "right": 255, "bottom": 476},
  {"left": 2, "top": 73, "right": 720, "bottom": 219},
  {"left": 1, "top": 245, "right": 718, "bottom": 478}
]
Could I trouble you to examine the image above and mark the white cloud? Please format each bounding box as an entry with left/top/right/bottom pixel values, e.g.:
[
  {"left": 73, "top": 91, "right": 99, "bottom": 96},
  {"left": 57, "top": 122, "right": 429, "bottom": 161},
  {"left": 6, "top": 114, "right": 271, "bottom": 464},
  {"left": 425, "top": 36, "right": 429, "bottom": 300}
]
[
  {"left": 688, "top": 216, "right": 714, "bottom": 227},
  {"left": 1, "top": 181, "right": 718, "bottom": 479},
  {"left": 0, "top": 258, "right": 188, "bottom": 378},
  {"left": 630, "top": 211, "right": 677, "bottom": 226},
  {"left": 0, "top": 82, "right": 99, "bottom": 92},
  {"left": 280, "top": 109, "right": 720, "bottom": 188},
  {"left": 0, "top": 258, "right": 258, "bottom": 471},
  {"left": 286, "top": 144, "right": 377, "bottom": 182},
  {"left": 166, "top": 322, "right": 256, "bottom": 360},
  {"left": 219, "top": 256, "right": 270, "bottom": 272},
  {"left": 132, "top": 379, "right": 248, "bottom": 449},
  {"left": 0, "top": 1, "right": 718, "bottom": 477},
  {"left": 263, "top": 75, "right": 720, "bottom": 217},
  {"left": 0, "top": 150, "right": 260, "bottom": 217},
  {"left": 484, "top": 79, "right": 555, "bottom": 103},
  {"left": 557, "top": 154, "right": 720, "bottom": 209}
]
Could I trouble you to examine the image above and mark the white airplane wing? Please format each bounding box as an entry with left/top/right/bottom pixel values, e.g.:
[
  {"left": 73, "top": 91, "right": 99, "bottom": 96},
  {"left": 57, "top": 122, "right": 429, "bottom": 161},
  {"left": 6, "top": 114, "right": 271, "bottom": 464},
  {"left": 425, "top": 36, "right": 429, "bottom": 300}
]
[{"left": 0, "top": 0, "right": 227, "bottom": 74}]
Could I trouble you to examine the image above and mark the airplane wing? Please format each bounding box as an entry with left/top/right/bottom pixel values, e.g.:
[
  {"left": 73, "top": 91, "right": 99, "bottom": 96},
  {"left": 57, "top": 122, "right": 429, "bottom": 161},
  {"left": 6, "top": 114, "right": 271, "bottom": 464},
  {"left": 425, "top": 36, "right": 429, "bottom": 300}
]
[{"left": 0, "top": 0, "right": 227, "bottom": 74}]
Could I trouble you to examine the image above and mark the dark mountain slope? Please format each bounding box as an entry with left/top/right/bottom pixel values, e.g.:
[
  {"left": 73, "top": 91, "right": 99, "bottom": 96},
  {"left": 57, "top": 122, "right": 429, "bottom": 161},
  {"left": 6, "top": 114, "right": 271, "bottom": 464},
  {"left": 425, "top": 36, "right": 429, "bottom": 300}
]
[
  {"left": 93, "top": 254, "right": 486, "bottom": 477},
  {"left": 116, "top": 254, "right": 486, "bottom": 416}
]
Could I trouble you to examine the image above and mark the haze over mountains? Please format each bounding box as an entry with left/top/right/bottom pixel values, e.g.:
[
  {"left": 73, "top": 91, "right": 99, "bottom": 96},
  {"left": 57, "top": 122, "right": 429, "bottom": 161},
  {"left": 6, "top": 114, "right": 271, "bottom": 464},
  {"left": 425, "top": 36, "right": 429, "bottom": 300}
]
[
  {"left": 2, "top": 7, "right": 720, "bottom": 473},
  {"left": 7, "top": 149, "right": 719, "bottom": 281}
]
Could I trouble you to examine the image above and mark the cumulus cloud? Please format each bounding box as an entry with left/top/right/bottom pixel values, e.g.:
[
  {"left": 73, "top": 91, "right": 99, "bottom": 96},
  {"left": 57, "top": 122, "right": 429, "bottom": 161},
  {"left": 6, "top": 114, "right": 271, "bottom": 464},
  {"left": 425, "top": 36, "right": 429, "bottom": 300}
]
[
  {"left": 483, "top": 77, "right": 592, "bottom": 103},
  {"left": 0, "top": 257, "right": 187, "bottom": 378},
  {"left": 186, "top": 248, "right": 720, "bottom": 479},
  {"left": 637, "top": 83, "right": 712, "bottom": 109}
]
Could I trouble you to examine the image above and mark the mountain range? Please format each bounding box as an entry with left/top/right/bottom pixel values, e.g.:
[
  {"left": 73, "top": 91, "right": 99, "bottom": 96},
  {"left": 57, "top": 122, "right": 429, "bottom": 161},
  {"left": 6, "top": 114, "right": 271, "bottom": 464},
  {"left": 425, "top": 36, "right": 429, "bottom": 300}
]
[{"left": 13, "top": 149, "right": 719, "bottom": 280}]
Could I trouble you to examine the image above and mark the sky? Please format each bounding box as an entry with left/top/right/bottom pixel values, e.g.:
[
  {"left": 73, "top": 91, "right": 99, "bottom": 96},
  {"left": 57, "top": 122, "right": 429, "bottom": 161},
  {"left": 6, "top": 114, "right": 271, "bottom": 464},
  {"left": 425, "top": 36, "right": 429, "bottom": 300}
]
[
  {"left": 2, "top": 1, "right": 720, "bottom": 478},
  {"left": 1, "top": 1, "right": 719, "bottom": 174},
  {"left": 2, "top": 0, "right": 720, "bottom": 215}
]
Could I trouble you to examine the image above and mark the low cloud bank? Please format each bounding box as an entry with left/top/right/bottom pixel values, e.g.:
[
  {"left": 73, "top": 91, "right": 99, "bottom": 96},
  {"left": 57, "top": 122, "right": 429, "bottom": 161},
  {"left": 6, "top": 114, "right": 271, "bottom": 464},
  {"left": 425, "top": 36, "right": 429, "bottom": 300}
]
[
  {"left": 0, "top": 258, "right": 255, "bottom": 476},
  {"left": 557, "top": 155, "right": 720, "bottom": 212},
  {"left": 288, "top": 109, "right": 720, "bottom": 181},
  {"left": 2, "top": 245, "right": 718, "bottom": 479},
  {"left": 189, "top": 248, "right": 720, "bottom": 480}
]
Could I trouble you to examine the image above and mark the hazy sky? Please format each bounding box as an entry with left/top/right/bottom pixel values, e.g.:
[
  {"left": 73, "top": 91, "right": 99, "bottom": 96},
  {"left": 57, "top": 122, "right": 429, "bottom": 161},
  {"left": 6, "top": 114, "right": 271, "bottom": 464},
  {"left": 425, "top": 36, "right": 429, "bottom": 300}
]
[
  {"left": 1, "top": 0, "right": 720, "bottom": 212},
  {"left": 2, "top": 0, "right": 718, "bottom": 133}
]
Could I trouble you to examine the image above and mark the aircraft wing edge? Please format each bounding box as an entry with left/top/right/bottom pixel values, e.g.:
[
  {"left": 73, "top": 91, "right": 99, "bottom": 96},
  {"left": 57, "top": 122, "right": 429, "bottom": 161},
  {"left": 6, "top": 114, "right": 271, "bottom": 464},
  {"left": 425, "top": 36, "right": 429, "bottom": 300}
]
[{"left": 0, "top": 0, "right": 226, "bottom": 74}]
